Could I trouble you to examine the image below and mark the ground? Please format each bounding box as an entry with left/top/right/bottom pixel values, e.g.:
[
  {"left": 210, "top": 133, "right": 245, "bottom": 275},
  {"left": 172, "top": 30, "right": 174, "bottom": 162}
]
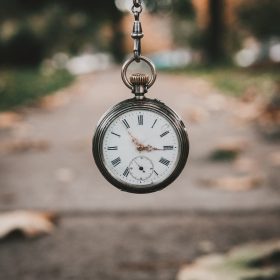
[{"left": 0, "top": 69, "right": 279, "bottom": 280}]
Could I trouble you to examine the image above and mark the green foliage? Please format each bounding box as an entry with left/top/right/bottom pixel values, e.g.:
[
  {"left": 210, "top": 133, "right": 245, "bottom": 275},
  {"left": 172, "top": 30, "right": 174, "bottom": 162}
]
[
  {"left": 210, "top": 149, "right": 239, "bottom": 161},
  {"left": 146, "top": 0, "right": 194, "bottom": 18},
  {"left": 0, "top": 27, "right": 44, "bottom": 67},
  {"left": 0, "top": 69, "right": 74, "bottom": 111},
  {"left": 237, "top": 0, "right": 280, "bottom": 40},
  {"left": 178, "top": 66, "right": 279, "bottom": 97},
  {"left": 0, "top": 1, "right": 124, "bottom": 65}
]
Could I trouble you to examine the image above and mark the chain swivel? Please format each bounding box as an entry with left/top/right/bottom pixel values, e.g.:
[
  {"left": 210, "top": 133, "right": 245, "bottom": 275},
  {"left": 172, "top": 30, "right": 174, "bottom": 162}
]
[
  {"left": 131, "top": 0, "right": 143, "bottom": 62},
  {"left": 131, "top": 20, "right": 143, "bottom": 62}
]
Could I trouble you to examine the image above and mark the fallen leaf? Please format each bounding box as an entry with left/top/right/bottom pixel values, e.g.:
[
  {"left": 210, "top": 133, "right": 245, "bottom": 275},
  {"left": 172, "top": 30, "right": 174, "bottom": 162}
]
[
  {"left": 0, "top": 139, "right": 50, "bottom": 154},
  {"left": 234, "top": 157, "right": 259, "bottom": 172},
  {"left": 200, "top": 174, "right": 263, "bottom": 191},
  {"left": 198, "top": 240, "right": 215, "bottom": 254},
  {"left": 186, "top": 107, "right": 209, "bottom": 124},
  {"left": 55, "top": 167, "right": 75, "bottom": 184},
  {"left": 205, "top": 93, "right": 228, "bottom": 112},
  {"left": 256, "top": 94, "right": 280, "bottom": 139},
  {"left": 269, "top": 152, "right": 280, "bottom": 167},
  {"left": 232, "top": 101, "right": 263, "bottom": 124},
  {"left": 0, "top": 211, "right": 57, "bottom": 239},
  {"left": 240, "top": 87, "right": 258, "bottom": 103},
  {"left": 38, "top": 92, "right": 70, "bottom": 110},
  {"left": 177, "top": 240, "right": 280, "bottom": 280},
  {"left": 0, "top": 112, "right": 23, "bottom": 129}
]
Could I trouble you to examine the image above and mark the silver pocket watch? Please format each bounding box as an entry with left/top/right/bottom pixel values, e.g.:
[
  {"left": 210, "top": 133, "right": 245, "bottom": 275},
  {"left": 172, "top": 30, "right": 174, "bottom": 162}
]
[{"left": 92, "top": 0, "right": 189, "bottom": 194}]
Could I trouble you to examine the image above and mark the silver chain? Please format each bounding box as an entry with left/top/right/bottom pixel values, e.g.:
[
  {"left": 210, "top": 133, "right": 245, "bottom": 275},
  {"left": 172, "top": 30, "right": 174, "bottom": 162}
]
[{"left": 131, "top": 0, "right": 144, "bottom": 62}]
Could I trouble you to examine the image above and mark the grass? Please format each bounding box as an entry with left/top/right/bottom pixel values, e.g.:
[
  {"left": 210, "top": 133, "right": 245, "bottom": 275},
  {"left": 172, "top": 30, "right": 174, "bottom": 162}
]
[
  {"left": 209, "top": 149, "right": 239, "bottom": 161},
  {"left": 0, "top": 68, "right": 74, "bottom": 111},
  {"left": 173, "top": 66, "right": 279, "bottom": 98}
]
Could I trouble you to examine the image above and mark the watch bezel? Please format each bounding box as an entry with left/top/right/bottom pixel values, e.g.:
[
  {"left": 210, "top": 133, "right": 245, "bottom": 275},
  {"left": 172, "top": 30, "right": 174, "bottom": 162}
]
[{"left": 92, "top": 98, "right": 189, "bottom": 194}]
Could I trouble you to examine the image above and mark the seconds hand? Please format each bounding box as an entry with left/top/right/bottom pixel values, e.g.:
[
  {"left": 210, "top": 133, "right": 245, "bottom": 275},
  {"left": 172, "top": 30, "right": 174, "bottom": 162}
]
[{"left": 134, "top": 160, "right": 145, "bottom": 173}]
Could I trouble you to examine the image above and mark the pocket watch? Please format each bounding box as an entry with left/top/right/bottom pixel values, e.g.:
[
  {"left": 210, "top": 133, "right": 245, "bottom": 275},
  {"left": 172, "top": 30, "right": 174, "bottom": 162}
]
[{"left": 92, "top": 0, "right": 189, "bottom": 194}]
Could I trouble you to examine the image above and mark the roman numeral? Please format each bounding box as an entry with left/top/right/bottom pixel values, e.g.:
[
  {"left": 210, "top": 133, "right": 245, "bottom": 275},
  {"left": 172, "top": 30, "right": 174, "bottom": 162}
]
[
  {"left": 138, "top": 115, "right": 143, "bottom": 125},
  {"left": 163, "top": 146, "right": 174, "bottom": 150},
  {"left": 159, "top": 157, "right": 170, "bottom": 166},
  {"left": 160, "top": 131, "right": 169, "bottom": 138},
  {"left": 122, "top": 119, "right": 130, "bottom": 129},
  {"left": 154, "top": 170, "right": 159, "bottom": 176},
  {"left": 111, "top": 157, "right": 121, "bottom": 167},
  {"left": 151, "top": 119, "right": 158, "bottom": 128},
  {"left": 123, "top": 167, "right": 129, "bottom": 177},
  {"left": 111, "top": 132, "right": 120, "bottom": 137},
  {"left": 107, "top": 146, "right": 118, "bottom": 150}
]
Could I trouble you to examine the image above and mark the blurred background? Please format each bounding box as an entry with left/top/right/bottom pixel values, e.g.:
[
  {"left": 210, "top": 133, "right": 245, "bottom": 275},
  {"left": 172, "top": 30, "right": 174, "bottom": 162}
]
[{"left": 0, "top": 1, "right": 280, "bottom": 280}]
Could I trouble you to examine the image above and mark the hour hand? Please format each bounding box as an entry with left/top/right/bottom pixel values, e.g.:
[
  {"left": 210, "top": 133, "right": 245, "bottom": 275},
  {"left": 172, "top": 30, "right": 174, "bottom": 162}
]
[
  {"left": 128, "top": 131, "right": 143, "bottom": 147},
  {"left": 137, "top": 144, "right": 163, "bottom": 152}
]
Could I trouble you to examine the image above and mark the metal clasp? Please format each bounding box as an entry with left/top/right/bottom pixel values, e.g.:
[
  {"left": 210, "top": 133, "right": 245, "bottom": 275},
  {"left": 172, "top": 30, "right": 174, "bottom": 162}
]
[
  {"left": 131, "top": 18, "right": 143, "bottom": 62},
  {"left": 131, "top": 0, "right": 143, "bottom": 62}
]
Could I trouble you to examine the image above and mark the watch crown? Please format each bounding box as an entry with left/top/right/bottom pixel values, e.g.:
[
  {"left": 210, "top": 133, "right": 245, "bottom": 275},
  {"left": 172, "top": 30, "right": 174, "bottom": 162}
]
[{"left": 130, "top": 73, "right": 149, "bottom": 86}]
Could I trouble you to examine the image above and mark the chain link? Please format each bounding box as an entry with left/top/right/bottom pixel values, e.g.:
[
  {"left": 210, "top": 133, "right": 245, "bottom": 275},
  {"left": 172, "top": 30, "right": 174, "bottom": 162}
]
[
  {"left": 131, "top": 0, "right": 144, "bottom": 61},
  {"left": 133, "top": 0, "right": 142, "bottom": 8}
]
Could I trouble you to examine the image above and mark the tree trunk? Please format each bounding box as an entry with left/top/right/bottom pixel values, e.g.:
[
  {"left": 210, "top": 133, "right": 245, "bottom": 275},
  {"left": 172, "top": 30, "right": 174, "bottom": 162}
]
[{"left": 206, "top": 0, "right": 226, "bottom": 64}]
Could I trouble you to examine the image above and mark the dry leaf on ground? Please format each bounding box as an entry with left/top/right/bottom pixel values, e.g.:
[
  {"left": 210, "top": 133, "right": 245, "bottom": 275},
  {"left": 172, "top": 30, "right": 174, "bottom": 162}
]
[
  {"left": 233, "top": 102, "right": 263, "bottom": 123},
  {"left": 198, "top": 240, "right": 215, "bottom": 254},
  {"left": 55, "top": 167, "right": 75, "bottom": 184},
  {"left": 185, "top": 107, "right": 209, "bottom": 124},
  {"left": 205, "top": 93, "right": 228, "bottom": 112},
  {"left": 0, "top": 139, "right": 50, "bottom": 154},
  {"left": 199, "top": 174, "right": 263, "bottom": 191},
  {"left": 0, "top": 112, "right": 23, "bottom": 129},
  {"left": 233, "top": 157, "right": 259, "bottom": 172},
  {"left": 177, "top": 240, "right": 280, "bottom": 280},
  {"left": 269, "top": 152, "right": 280, "bottom": 167},
  {"left": 0, "top": 211, "right": 57, "bottom": 239},
  {"left": 38, "top": 92, "right": 70, "bottom": 110},
  {"left": 257, "top": 94, "right": 280, "bottom": 139}
]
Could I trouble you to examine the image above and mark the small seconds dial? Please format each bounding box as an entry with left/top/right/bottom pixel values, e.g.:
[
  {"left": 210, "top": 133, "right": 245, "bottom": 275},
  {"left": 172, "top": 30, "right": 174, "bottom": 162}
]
[
  {"left": 102, "top": 109, "right": 180, "bottom": 188},
  {"left": 129, "top": 156, "right": 154, "bottom": 181}
]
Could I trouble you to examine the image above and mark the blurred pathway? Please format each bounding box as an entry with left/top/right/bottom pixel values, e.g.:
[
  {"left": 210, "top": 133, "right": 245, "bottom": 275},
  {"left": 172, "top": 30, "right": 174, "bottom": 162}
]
[{"left": 0, "top": 69, "right": 279, "bottom": 212}]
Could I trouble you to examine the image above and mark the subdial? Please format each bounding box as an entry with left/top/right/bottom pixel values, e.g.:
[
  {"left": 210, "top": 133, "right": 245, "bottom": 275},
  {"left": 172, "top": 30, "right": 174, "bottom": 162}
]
[{"left": 129, "top": 156, "right": 154, "bottom": 181}]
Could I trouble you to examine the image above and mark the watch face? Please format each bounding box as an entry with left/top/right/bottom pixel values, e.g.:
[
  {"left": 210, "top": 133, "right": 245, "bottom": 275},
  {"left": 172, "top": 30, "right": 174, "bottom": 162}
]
[{"left": 93, "top": 99, "right": 189, "bottom": 193}]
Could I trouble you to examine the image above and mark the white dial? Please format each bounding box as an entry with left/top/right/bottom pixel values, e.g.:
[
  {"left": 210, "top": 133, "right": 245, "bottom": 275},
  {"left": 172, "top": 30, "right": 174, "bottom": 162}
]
[{"left": 102, "top": 109, "right": 180, "bottom": 187}]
